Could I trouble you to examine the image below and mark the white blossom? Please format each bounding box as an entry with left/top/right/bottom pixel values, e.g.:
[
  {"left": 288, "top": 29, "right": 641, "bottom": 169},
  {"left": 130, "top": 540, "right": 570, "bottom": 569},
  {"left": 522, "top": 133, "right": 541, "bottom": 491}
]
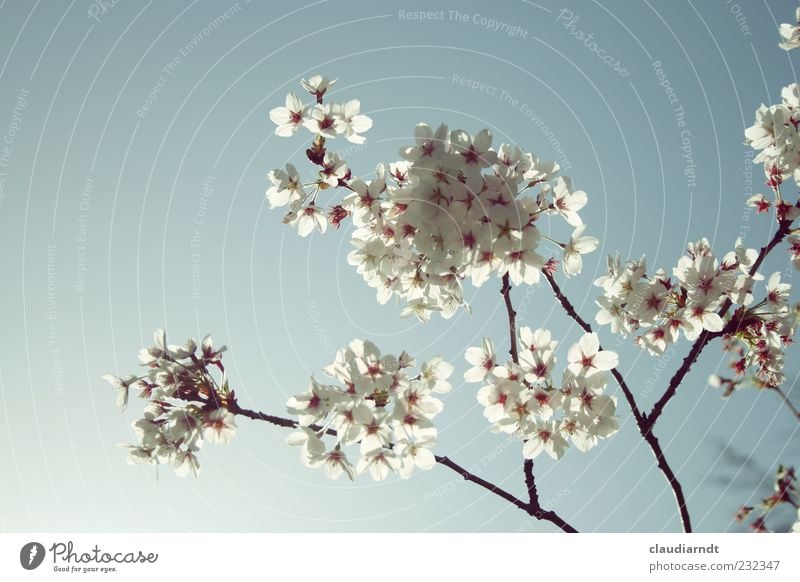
[
  {"left": 284, "top": 341, "right": 452, "bottom": 481},
  {"left": 779, "top": 7, "right": 800, "bottom": 51},
  {"left": 269, "top": 93, "right": 306, "bottom": 137},
  {"left": 266, "top": 81, "right": 599, "bottom": 319},
  {"left": 468, "top": 327, "right": 620, "bottom": 461},
  {"left": 106, "top": 330, "right": 236, "bottom": 478}
]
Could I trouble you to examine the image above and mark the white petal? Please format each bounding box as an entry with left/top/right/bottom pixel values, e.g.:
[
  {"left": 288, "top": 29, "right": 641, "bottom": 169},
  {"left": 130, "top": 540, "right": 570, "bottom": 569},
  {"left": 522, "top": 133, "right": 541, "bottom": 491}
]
[{"left": 592, "top": 351, "right": 618, "bottom": 371}]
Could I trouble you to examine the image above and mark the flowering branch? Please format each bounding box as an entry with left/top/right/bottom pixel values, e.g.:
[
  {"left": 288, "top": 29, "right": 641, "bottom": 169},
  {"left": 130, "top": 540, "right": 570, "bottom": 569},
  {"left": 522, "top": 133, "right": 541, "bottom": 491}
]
[
  {"left": 645, "top": 216, "right": 795, "bottom": 430},
  {"left": 522, "top": 459, "right": 577, "bottom": 532},
  {"left": 500, "top": 274, "right": 578, "bottom": 532},
  {"left": 542, "top": 270, "right": 692, "bottom": 532},
  {"left": 231, "top": 400, "right": 578, "bottom": 532},
  {"left": 736, "top": 465, "right": 799, "bottom": 532},
  {"left": 543, "top": 272, "right": 645, "bottom": 427}
]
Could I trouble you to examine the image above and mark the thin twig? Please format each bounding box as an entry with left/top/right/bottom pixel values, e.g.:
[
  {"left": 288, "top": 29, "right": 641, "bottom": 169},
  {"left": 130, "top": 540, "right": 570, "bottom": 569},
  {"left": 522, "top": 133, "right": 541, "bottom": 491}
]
[
  {"left": 772, "top": 386, "right": 800, "bottom": 420},
  {"left": 230, "top": 402, "right": 578, "bottom": 532},
  {"left": 543, "top": 271, "right": 692, "bottom": 532},
  {"left": 228, "top": 401, "right": 338, "bottom": 436}
]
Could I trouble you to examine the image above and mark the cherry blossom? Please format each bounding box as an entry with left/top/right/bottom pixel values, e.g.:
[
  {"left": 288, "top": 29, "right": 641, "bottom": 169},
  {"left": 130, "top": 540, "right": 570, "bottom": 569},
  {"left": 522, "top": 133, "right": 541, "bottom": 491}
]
[
  {"left": 592, "top": 237, "right": 796, "bottom": 357},
  {"left": 203, "top": 409, "right": 237, "bottom": 444},
  {"left": 779, "top": 8, "right": 800, "bottom": 51},
  {"left": 736, "top": 465, "right": 798, "bottom": 533},
  {"left": 266, "top": 78, "right": 598, "bottom": 319},
  {"left": 463, "top": 338, "right": 496, "bottom": 382},
  {"left": 593, "top": 234, "right": 800, "bottom": 396},
  {"left": 562, "top": 225, "right": 599, "bottom": 277},
  {"left": 285, "top": 340, "right": 452, "bottom": 481},
  {"left": 301, "top": 74, "right": 337, "bottom": 101},
  {"left": 269, "top": 93, "right": 306, "bottom": 137},
  {"left": 566, "top": 332, "right": 618, "bottom": 377},
  {"left": 268, "top": 76, "right": 371, "bottom": 146},
  {"left": 466, "top": 327, "right": 620, "bottom": 460},
  {"left": 745, "top": 81, "right": 800, "bottom": 188},
  {"left": 101, "top": 373, "right": 138, "bottom": 410},
  {"left": 293, "top": 203, "right": 328, "bottom": 237},
  {"left": 552, "top": 177, "right": 587, "bottom": 226},
  {"left": 104, "top": 329, "right": 236, "bottom": 477},
  {"left": 266, "top": 163, "right": 305, "bottom": 210},
  {"left": 303, "top": 104, "right": 340, "bottom": 139},
  {"left": 336, "top": 99, "right": 373, "bottom": 144}
]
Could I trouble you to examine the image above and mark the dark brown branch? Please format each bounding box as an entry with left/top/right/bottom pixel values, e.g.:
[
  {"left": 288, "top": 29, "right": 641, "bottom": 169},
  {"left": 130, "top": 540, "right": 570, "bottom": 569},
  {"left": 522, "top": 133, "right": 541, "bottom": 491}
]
[
  {"left": 522, "top": 459, "right": 577, "bottom": 532},
  {"left": 500, "top": 276, "right": 577, "bottom": 532},
  {"left": 542, "top": 270, "right": 692, "bottom": 532},
  {"left": 437, "top": 455, "right": 576, "bottom": 532},
  {"left": 543, "top": 271, "right": 592, "bottom": 334},
  {"left": 501, "top": 273, "right": 519, "bottom": 364},
  {"left": 228, "top": 401, "right": 339, "bottom": 437},
  {"left": 434, "top": 454, "right": 531, "bottom": 513},
  {"left": 523, "top": 459, "right": 539, "bottom": 503},
  {"left": 231, "top": 402, "right": 578, "bottom": 532},
  {"left": 543, "top": 271, "right": 645, "bottom": 427},
  {"left": 645, "top": 217, "right": 794, "bottom": 430}
]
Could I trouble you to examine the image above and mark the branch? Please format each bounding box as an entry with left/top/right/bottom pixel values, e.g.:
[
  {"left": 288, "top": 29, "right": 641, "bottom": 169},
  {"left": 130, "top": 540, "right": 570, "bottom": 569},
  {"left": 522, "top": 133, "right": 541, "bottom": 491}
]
[
  {"left": 645, "top": 217, "right": 794, "bottom": 430},
  {"left": 231, "top": 402, "right": 578, "bottom": 532},
  {"left": 500, "top": 275, "right": 577, "bottom": 532},
  {"left": 543, "top": 271, "right": 645, "bottom": 426},
  {"left": 501, "top": 273, "right": 519, "bottom": 364},
  {"left": 772, "top": 386, "right": 800, "bottom": 420},
  {"left": 228, "top": 401, "right": 339, "bottom": 437},
  {"left": 542, "top": 270, "right": 692, "bottom": 532},
  {"left": 522, "top": 459, "right": 578, "bottom": 532}
]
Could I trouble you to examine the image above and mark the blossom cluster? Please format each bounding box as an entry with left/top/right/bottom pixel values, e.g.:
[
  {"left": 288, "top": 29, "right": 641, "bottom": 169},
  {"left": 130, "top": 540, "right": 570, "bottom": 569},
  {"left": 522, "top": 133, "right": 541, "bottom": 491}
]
[
  {"left": 285, "top": 340, "right": 453, "bottom": 480},
  {"left": 267, "top": 76, "right": 599, "bottom": 320},
  {"left": 267, "top": 75, "right": 372, "bottom": 237},
  {"left": 707, "top": 270, "right": 800, "bottom": 393},
  {"left": 593, "top": 237, "right": 800, "bottom": 391},
  {"left": 464, "top": 329, "right": 620, "bottom": 460},
  {"left": 342, "top": 126, "right": 597, "bottom": 320},
  {"left": 269, "top": 75, "right": 372, "bottom": 143},
  {"left": 745, "top": 81, "right": 800, "bottom": 190},
  {"left": 735, "top": 465, "right": 799, "bottom": 533},
  {"left": 595, "top": 238, "right": 757, "bottom": 351},
  {"left": 103, "top": 330, "right": 236, "bottom": 477}
]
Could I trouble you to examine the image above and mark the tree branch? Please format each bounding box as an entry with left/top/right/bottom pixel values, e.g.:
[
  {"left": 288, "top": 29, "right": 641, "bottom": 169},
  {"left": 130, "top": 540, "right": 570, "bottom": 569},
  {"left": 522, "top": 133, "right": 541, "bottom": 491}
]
[
  {"left": 771, "top": 386, "right": 800, "bottom": 420},
  {"left": 543, "top": 271, "right": 646, "bottom": 426},
  {"left": 522, "top": 459, "right": 578, "bottom": 533},
  {"left": 501, "top": 273, "right": 519, "bottom": 364},
  {"left": 231, "top": 402, "right": 578, "bottom": 532},
  {"left": 542, "top": 270, "right": 692, "bottom": 532},
  {"left": 500, "top": 275, "right": 577, "bottom": 532},
  {"left": 645, "top": 217, "right": 794, "bottom": 430},
  {"left": 228, "top": 401, "right": 339, "bottom": 437}
]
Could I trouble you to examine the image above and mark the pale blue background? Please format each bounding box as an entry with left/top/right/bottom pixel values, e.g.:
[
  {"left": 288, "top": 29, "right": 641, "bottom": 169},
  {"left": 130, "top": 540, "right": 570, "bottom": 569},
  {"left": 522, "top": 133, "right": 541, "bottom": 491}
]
[{"left": 0, "top": 0, "right": 798, "bottom": 532}]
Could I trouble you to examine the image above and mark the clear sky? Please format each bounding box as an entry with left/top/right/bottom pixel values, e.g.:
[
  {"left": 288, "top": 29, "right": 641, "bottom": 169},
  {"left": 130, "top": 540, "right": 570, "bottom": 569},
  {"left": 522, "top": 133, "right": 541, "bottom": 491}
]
[{"left": 0, "top": 0, "right": 798, "bottom": 533}]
